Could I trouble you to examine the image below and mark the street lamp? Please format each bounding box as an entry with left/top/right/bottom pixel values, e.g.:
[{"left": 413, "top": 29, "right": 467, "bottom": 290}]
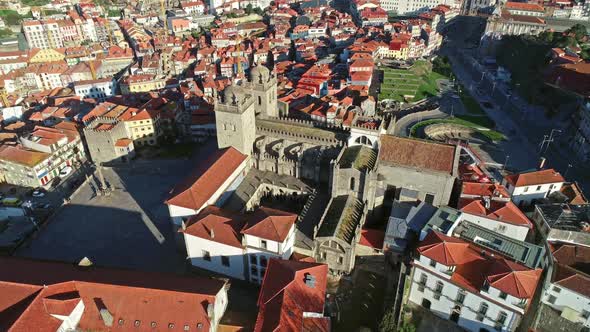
[
  {"left": 545, "top": 129, "right": 562, "bottom": 154},
  {"left": 503, "top": 155, "right": 510, "bottom": 170}
]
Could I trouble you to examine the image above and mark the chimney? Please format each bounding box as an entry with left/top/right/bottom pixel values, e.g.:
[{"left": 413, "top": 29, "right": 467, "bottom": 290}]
[
  {"left": 539, "top": 157, "right": 546, "bottom": 169},
  {"left": 483, "top": 196, "right": 491, "bottom": 210},
  {"left": 210, "top": 228, "right": 215, "bottom": 239}
]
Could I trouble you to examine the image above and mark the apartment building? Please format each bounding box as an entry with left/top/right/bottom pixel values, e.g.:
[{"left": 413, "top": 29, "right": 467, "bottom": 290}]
[
  {"left": 408, "top": 231, "right": 542, "bottom": 332},
  {"left": 22, "top": 20, "right": 63, "bottom": 49},
  {"left": 0, "top": 124, "right": 86, "bottom": 187},
  {"left": 73, "top": 78, "right": 116, "bottom": 102}
]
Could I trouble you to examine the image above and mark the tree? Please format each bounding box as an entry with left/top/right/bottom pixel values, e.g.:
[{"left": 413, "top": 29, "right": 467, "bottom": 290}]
[
  {"left": 398, "top": 321, "right": 416, "bottom": 332},
  {"left": 379, "top": 306, "right": 397, "bottom": 332},
  {"left": 565, "top": 23, "right": 588, "bottom": 42},
  {"left": 245, "top": 3, "right": 253, "bottom": 14},
  {"left": 432, "top": 56, "right": 452, "bottom": 77}
]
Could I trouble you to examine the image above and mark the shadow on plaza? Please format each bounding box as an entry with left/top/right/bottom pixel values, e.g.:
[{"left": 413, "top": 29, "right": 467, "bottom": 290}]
[{"left": 15, "top": 203, "right": 186, "bottom": 274}]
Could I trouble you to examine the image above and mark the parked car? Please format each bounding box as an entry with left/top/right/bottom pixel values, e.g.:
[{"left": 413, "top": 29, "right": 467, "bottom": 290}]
[
  {"left": 2, "top": 197, "right": 22, "bottom": 207},
  {"left": 32, "top": 188, "right": 45, "bottom": 197},
  {"left": 59, "top": 166, "right": 73, "bottom": 177}
]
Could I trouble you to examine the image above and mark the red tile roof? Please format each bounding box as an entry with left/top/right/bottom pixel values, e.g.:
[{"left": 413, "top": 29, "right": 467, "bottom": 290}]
[
  {"left": 359, "top": 228, "right": 385, "bottom": 249},
  {"left": 417, "top": 232, "right": 542, "bottom": 300},
  {"left": 241, "top": 207, "right": 297, "bottom": 242},
  {"left": 459, "top": 198, "right": 533, "bottom": 228},
  {"left": 461, "top": 182, "right": 510, "bottom": 198},
  {"left": 0, "top": 257, "right": 226, "bottom": 332},
  {"left": 183, "top": 205, "right": 245, "bottom": 248},
  {"left": 551, "top": 244, "right": 590, "bottom": 297},
  {"left": 255, "top": 259, "right": 329, "bottom": 332},
  {"left": 487, "top": 259, "right": 542, "bottom": 299},
  {"left": 505, "top": 169, "right": 564, "bottom": 187},
  {"left": 166, "top": 147, "right": 247, "bottom": 210},
  {"left": 505, "top": 1, "right": 544, "bottom": 11},
  {"left": 379, "top": 136, "right": 457, "bottom": 174}
]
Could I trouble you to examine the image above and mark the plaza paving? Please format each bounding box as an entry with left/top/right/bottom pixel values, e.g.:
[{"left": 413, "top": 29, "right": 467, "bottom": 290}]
[{"left": 15, "top": 141, "right": 218, "bottom": 273}]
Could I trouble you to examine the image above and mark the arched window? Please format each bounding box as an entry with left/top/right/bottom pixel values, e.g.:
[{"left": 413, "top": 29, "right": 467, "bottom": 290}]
[{"left": 350, "top": 177, "right": 356, "bottom": 191}]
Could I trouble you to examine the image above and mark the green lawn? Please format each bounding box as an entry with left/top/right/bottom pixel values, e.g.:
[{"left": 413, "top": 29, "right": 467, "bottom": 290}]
[
  {"left": 380, "top": 62, "right": 448, "bottom": 102},
  {"left": 410, "top": 117, "right": 504, "bottom": 141},
  {"left": 0, "top": 10, "right": 31, "bottom": 25}
]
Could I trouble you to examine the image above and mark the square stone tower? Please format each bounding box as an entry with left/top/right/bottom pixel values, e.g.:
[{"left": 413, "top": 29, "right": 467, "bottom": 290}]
[
  {"left": 242, "top": 66, "right": 278, "bottom": 118},
  {"left": 215, "top": 85, "right": 256, "bottom": 155}
]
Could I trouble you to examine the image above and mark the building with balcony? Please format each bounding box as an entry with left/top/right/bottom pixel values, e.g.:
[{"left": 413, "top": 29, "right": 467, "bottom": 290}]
[
  {"left": 0, "top": 123, "right": 86, "bottom": 187},
  {"left": 407, "top": 231, "right": 543, "bottom": 332}
]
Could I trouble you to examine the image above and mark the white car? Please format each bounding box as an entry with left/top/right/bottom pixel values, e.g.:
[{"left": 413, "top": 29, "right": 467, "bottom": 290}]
[
  {"left": 32, "top": 190, "right": 45, "bottom": 197},
  {"left": 59, "top": 166, "right": 73, "bottom": 177}
]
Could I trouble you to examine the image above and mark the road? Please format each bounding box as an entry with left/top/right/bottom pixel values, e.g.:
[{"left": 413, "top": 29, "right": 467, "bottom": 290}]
[{"left": 441, "top": 17, "right": 590, "bottom": 191}]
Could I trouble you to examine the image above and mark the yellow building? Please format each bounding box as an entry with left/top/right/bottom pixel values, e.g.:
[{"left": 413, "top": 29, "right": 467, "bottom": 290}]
[
  {"left": 29, "top": 48, "right": 66, "bottom": 63},
  {"left": 121, "top": 108, "right": 162, "bottom": 146},
  {"left": 120, "top": 74, "right": 166, "bottom": 94}
]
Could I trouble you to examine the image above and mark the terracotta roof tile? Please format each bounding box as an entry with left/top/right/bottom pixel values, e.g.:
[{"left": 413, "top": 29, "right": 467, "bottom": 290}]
[
  {"left": 255, "top": 259, "right": 329, "bottom": 332},
  {"left": 459, "top": 198, "right": 533, "bottom": 228},
  {"left": 379, "top": 136, "right": 457, "bottom": 174},
  {"left": 417, "top": 232, "right": 542, "bottom": 300},
  {"left": 505, "top": 169, "right": 564, "bottom": 187},
  {"left": 241, "top": 207, "right": 297, "bottom": 242},
  {"left": 182, "top": 206, "right": 245, "bottom": 248},
  {"left": 166, "top": 147, "right": 247, "bottom": 210}
]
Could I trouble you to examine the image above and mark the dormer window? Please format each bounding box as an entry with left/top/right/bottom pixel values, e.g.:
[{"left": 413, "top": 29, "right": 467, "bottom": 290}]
[
  {"left": 429, "top": 259, "right": 436, "bottom": 267},
  {"left": 481, "top": 281, "right": 490, "bottom": 292},
  {"left": 260, "top": 239, "right": 267, "bottom": 249}
]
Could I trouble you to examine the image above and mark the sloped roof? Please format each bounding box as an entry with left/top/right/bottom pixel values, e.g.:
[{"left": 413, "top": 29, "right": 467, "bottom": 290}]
[
  {"left": 551, "top": 244, "right": 590, "bottom": 297},
  {"left": 0, "top": 257, "right": 225, "bottom": 332},
  {"left": 166, "top": 147, "right": 247, "bottom": 210},
  {"left": 487, "top": 259, "right": 542, "bottom": 298},
  {"left": 182, "top": 206, "right": 245, "bottom": 248},
  {"left": 459, "top": 198, "right": 533, "bottom": 228},
  {"left": 255, "top": 259, "right": 329, "bottom": 332},
  {"left": 505, "top": 169, "right": 564, "bottom": 187},
  {"left": 241, "top": 207, "right": 297, "bottom": 242},
  {"left": 417, "top": 231, "right": 479, "bottom": 266},
  {"left": 461, "top": 182, "right": 510, "bottom": 198},
  {"left": 379, "top": 135, "right": 456, "bottom": 175},
  {"left": 417, "top": 232, "right": 542, "bottom": 300}
]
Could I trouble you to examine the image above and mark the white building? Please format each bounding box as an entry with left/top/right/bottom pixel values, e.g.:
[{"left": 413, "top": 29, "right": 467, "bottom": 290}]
[
  {"left": 22, "top": 20, "right": 63, "bottom": 49},
  {"left": 166, "top": 147, "right": 249, "bottom": 232},
  {"left": 541, "top": 243, "right": 590, "bottom": 328},
  {"left": 407, "top": 231, "right": 543, "bottom": 332},
  {"left": 182, "top": 205, "right": 298, "bottom": 283},
  {"left": 459, "top": 198, "right": 533, "bottom": 242},
  {"left": 503, "top": 169, "right": 565, "bottom": 206},
  {"left": 73, "top": 78, "right": 115, "bottom": 101}
]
